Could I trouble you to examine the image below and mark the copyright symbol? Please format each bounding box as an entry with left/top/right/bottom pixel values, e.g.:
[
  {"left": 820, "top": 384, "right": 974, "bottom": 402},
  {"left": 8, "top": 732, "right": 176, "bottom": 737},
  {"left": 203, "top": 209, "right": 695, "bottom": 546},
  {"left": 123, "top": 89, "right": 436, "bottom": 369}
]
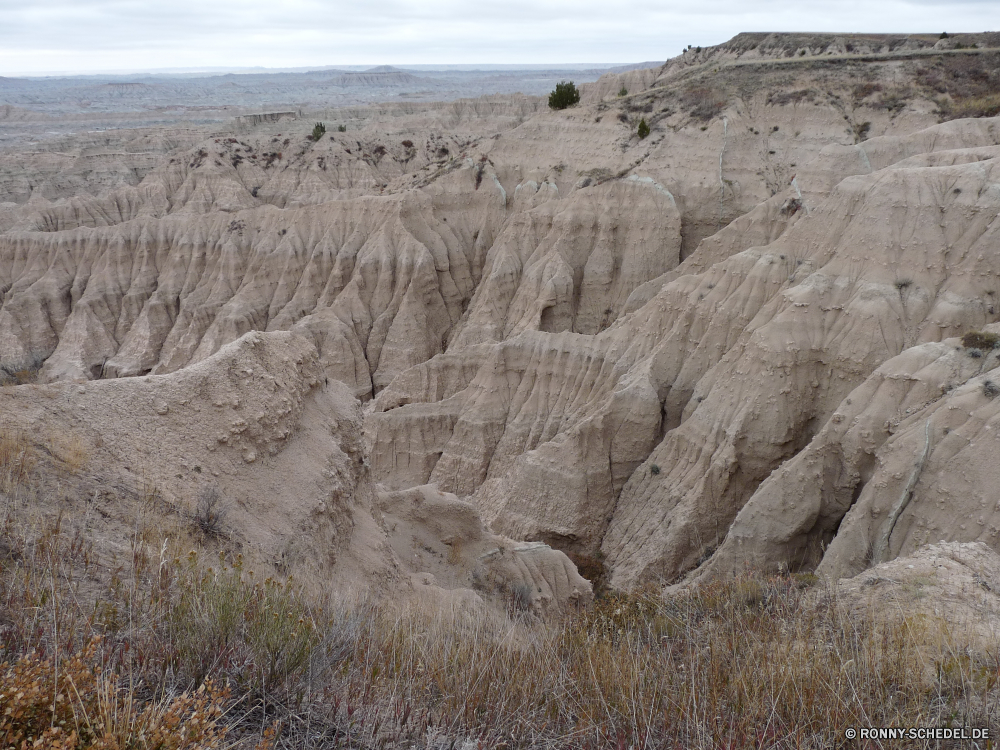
[{"left": 845, "top": 729, "right": 857, "bottom": 739}]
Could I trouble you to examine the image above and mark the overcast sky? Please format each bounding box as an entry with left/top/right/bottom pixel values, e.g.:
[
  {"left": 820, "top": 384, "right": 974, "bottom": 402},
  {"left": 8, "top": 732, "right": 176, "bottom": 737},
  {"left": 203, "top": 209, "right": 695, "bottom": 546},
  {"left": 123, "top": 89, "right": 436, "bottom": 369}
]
[{"left": 0, "top": 0, "right": 997, "bottom": 76}]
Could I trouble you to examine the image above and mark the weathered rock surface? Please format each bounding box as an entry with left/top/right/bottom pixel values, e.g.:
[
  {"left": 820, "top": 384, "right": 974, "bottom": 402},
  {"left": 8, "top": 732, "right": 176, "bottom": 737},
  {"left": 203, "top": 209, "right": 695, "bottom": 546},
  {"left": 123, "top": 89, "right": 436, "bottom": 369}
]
[
  {"left": 826, "top": 542, "right": 1000, "bottom": 654},
  {"left": 0, "top": 330, "right": 383, "bottom": 583},
  {"left": 0, "top": 329, "right": 588, "bottom": 611},
  {"left": 5, "top": 34, "right": 1000, "bottom": 596}
]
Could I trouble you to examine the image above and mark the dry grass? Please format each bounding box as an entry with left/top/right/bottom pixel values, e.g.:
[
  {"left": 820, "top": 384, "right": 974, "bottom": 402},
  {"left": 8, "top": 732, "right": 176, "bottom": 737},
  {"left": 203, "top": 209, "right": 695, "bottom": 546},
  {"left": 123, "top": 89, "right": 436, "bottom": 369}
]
[
  {"left": 2, "top": 505, "right": 998, "bottom": 749},
  {"left": 0, "top": 355, "right": 45, "bottom": 387},
  {"left": 0, "top": 429, "right": 36, "bottom": 496},
  {"left": 1, "top": 641, "right": 238, "bottom": 750},
  {"left": 942, "top": 94, "right": 1000, "bottom": 120}
]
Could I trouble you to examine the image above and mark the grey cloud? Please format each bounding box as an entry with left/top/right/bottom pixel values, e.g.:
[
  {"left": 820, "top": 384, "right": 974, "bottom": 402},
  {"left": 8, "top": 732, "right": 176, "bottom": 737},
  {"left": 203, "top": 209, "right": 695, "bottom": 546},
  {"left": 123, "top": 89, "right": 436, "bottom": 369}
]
[{"left": 0, "top": 0, "right": 996, "bottom": 74}]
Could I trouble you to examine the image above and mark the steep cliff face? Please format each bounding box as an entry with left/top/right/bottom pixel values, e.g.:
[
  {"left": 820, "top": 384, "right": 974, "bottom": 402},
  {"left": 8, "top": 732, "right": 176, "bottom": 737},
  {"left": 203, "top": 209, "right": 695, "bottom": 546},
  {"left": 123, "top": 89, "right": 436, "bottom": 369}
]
[
  {"left": 371, "top": 120, "right": 1000, "bottom": 587},
  {"left": 4, "top": 35, "right": 1000, "bottom": 592}
]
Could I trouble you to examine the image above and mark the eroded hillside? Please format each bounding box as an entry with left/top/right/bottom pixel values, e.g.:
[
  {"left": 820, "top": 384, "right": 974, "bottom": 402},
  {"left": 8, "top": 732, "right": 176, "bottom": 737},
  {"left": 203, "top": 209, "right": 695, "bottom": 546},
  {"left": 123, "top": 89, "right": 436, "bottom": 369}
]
[{"left": 4, "top": 33, "right": 1000, "bottom": 595}]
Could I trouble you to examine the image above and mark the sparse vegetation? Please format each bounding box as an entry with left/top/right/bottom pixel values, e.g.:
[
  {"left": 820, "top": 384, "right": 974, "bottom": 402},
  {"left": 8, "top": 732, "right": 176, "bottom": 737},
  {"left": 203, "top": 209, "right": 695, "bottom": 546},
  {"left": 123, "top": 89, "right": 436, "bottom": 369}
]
[
  {"left": 548, "top": 81, "right": 580, "bottom": 110},
  {"left": 618, "top": 86, "right": 628, "bottom": 97},
  {"left": 337, "top": 124, "right": 347, "bottom": 132},
  {"left": 0, "top": 355, "right": 45, "bottom": 386},
  {"left": 1, "top": 491, "right": 999, "bottom": 748},
  {"left": 193, "top": 485, "right": 227, "bottom": 538},
  {"left": 681, "top": 86, "right": 726, "bottom": 122},
  {"left": 309, "top": 122, "right": 326, "bottom": 141},
  {"left": 962, "top": 330, "right": 1000, "bottom": 350},
  {"left": 637, "top": 118, "right": 650, "bottom": 139},
  {"left": 650, "top": 463, "right": 661, "bottom": 475},
  {"left": 943, "top": 94, "right": 1000, "bottom": 120}
]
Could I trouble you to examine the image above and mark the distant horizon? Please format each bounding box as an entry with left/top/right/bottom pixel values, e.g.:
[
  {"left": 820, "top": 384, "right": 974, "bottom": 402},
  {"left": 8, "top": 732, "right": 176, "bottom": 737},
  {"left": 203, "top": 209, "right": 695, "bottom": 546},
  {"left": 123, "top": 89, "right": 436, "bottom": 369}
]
[
  {"left": 2, "top": 62, "right": 654, "bottom": 80},
  {"left": 2, "top": 0, "right": 995, "bottom": 78}
]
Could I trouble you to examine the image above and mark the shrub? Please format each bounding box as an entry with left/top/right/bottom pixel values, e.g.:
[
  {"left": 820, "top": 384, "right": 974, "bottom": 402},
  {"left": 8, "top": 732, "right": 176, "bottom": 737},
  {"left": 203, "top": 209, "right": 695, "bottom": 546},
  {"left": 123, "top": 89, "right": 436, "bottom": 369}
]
[
  {"left": 548, "top": 81, "right": 580, "bottom": 110},
  {"left": 944, "top": 94, "right": 1000, "bottom": 120},
  {"left": 309, "top": 122, "right": 326, "bottom": 141},
  {"left": 961, "top": 330, "right": 1000, "bottom": 350},
  {"left": 637, "top": 118, "right": 650, "bottom": 139},
  {"left": 193, "top": 485, "right": 227, "bottom": 538},
  {"left": 650, "top": 463, "right": 661, "bottom": 475},
  {"left": 0, "top": 640, "right": 236, "bottom": 750},
  {"left": 618, "top": 86, "right": 628, "bottom": 97},
  {"left": 337, "top": 124, "right": 347, "bottom": 132},
  {"left": 166, "top": 555, "right": 320, "bottom": 692}
]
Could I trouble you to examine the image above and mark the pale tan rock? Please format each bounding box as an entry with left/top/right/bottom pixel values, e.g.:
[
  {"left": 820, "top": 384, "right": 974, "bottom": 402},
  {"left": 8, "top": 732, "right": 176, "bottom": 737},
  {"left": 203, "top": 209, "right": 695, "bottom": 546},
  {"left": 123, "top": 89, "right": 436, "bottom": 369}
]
[
  {"left": 380, "top": 483, "right": 592, "bottom": 616},
  {"left": 825, "top": 542, "right": 1000, "bottom": 655},
  {"left": 695, "top": 338, "right": 989, "bottom": 580},
  {"left": 5, "top": 40, "right": 1000, "bottom": 601},
  {"left": 0, "top": 330, "right": 381, "bottom": 585}
]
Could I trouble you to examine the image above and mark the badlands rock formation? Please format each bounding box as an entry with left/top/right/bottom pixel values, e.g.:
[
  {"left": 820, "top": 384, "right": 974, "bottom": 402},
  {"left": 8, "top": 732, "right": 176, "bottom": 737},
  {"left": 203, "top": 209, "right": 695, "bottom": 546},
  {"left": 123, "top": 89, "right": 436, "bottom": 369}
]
[
  {"left": 4, "top": 33, "right": 1000, "bottom": 595},
  {"left": 0, "top": 329, "right": 591, "bottom": 613}
]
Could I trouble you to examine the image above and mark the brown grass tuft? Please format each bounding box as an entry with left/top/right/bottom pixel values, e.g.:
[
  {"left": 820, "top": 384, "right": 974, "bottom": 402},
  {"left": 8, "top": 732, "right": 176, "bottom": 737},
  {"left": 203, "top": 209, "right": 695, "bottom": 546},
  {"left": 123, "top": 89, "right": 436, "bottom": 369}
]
[{"left": 962, "top": 330, "right": 1000, "bottom": 350}]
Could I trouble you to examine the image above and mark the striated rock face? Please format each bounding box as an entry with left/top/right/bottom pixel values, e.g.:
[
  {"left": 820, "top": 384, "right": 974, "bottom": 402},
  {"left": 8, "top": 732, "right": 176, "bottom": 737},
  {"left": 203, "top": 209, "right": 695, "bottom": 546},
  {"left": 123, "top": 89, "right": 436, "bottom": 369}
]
[
  {"left": 373, "top": 124, "right": 1000, "bottom": 588},
  {"left": 5, "top": 34, "right": 1000, "bottom": 595},
  {"left": 603, "top": 144, "right": 1000, "bottom": 587},
  {"left": 0, "top": 170, "right": 508, "bottom": 396}
]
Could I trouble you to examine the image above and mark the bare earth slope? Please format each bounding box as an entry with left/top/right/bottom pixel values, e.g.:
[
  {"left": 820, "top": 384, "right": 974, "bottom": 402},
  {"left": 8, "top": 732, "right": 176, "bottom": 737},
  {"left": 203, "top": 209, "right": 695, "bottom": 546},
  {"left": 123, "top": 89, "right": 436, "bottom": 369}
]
[
  {"left": 4, "top": 33, "right": 1000, "bottom": 594},
  {"left": 0, "top": 329, "right": 591, "bottom": 614}
]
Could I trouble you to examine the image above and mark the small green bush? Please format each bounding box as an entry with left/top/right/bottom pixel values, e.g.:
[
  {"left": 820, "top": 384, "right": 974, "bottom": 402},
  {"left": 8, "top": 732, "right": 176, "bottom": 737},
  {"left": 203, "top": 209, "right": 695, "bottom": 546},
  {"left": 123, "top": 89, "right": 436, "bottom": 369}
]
[
  {"left": 310, "top": 122, "right": 326, "bottom": 141},
  {"left": 618, "top": 86, "right": 628, "bottom": 97},
  {"left": 637, "top": 118, "right": 650, "bottom": 139},
  {"left": 337, "top": 124, "right": 347, "bottom": 132},
  {"left": 549, "top": 81, "right": 580, "bottom": 110}
]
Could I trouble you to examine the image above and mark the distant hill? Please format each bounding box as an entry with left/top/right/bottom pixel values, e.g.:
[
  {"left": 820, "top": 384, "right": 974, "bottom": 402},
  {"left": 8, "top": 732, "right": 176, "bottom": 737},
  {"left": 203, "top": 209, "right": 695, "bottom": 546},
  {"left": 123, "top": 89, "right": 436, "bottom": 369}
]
[{"left": 328, "top": 67, "right": 426, "bottom": 87}]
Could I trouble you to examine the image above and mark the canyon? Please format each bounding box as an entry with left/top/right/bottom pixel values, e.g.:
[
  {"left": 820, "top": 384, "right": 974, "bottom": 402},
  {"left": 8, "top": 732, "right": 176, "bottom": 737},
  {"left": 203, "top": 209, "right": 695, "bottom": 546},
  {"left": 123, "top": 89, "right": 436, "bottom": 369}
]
[{"left": 4, "top": 31, "right": 1000, "bottom": 614}]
